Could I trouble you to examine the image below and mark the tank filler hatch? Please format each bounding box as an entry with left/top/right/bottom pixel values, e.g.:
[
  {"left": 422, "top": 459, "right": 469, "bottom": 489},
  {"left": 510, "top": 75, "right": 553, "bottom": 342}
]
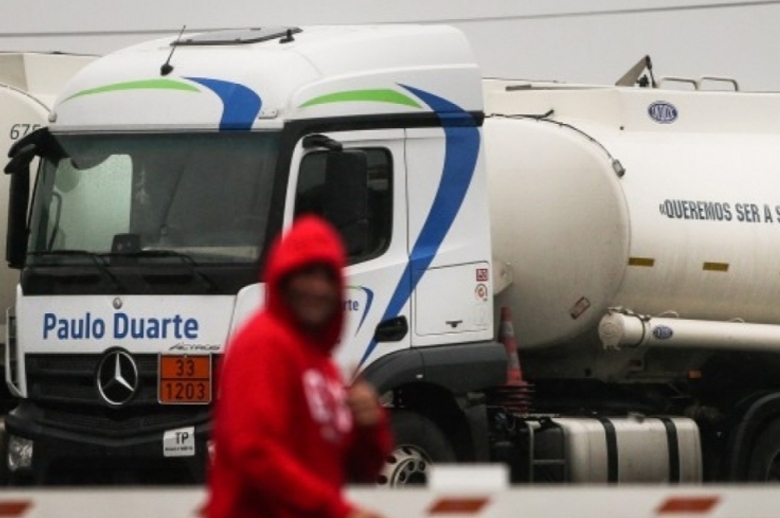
[
  {"left": 173, "top": 27, "right": 302, "bottom": 46},
  {"left": 615, "top": 55, "right": 656, "bottom": 88}
]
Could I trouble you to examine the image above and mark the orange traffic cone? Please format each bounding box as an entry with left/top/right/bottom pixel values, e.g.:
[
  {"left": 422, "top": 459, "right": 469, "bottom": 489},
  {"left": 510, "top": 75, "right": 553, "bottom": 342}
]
[
  {"left": 495, "top": 306, "right": 533, "bottom": 413},
  {"left": 499, "top": 306, "right": 524, "bottom": 386}
]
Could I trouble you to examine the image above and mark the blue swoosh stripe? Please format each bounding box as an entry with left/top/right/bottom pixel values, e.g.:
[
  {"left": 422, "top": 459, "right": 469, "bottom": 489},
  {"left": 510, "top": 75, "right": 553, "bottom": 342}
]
[
  {"left": 357, "top": 86, "right": 481, "bottom": 368},
  {"left": 186, "top": 77, "right": 261, "bottom": 131},
  {"left": 356, "top": 287, "right": 374, "bottom": 335}
]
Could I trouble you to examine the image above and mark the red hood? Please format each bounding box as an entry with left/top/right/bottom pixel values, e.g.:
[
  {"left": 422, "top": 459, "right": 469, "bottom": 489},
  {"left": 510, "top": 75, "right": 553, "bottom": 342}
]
[{"left": 263, "top": 216, "right": 346, "bottom": 353}]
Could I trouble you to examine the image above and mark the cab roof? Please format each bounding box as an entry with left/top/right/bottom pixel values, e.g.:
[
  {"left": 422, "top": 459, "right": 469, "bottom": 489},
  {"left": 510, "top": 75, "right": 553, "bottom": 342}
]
[{"left": 52, "top": 25, "right": 483, "bottom": 131}]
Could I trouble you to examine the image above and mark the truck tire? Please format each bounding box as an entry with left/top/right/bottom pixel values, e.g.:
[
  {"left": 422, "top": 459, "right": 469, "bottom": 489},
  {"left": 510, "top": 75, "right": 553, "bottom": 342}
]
[
  {"left": 379, "top": 410, "right": 456, "bottom": 487},
  {"left": 746, "top": 418, "right": 780, "bottom": 481}
]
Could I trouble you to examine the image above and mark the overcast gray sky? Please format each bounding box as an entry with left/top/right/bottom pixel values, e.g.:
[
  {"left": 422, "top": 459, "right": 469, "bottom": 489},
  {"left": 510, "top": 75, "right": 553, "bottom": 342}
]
[{"left": 1, "top": 0, "right": 779, "bottom": 91}]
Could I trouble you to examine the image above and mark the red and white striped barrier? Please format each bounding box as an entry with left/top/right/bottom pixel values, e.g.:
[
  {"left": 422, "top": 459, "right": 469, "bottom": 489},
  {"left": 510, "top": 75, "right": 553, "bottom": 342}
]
[
  {"left": 0, "top": 486, "right": 774, "bottom": 518},
  {"left": 0, "top": 467, "right": 776, "bottom": 518}
]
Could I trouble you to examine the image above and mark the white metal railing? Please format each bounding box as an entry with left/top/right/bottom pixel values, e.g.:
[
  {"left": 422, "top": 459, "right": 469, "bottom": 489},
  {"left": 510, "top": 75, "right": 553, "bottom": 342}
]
[{"left": 657, "top": 76, "right": 740, "bottom": 91}]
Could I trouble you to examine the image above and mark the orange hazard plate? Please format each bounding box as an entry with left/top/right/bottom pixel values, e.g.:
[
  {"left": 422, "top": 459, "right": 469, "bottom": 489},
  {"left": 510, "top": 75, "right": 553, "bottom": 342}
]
[{"left": 158, "top": 355, "right": 212, "bottom": 405}]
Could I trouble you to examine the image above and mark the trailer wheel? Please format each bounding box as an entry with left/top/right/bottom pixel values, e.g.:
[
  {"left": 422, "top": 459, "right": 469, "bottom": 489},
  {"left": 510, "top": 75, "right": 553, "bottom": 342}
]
[
  {"left": 378, "top": 410, "right": 456, "bottom": 487},
  {"left": 747, "top": 418, "right": 780, "bottom": 481}
]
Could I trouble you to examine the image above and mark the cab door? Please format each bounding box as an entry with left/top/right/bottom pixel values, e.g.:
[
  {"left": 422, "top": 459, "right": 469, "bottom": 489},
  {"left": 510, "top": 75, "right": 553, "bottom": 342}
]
[{"left": 286, "top": 129, "right": 408, "bottom": 379}]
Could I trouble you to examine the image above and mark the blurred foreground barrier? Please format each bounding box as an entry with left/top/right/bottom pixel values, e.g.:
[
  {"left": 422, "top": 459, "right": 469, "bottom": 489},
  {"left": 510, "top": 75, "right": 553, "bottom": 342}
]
[
  {"left": 0, "top": 486, "right": 778, "bottom": 518},
  {"left": 0, "top": 466, "right": 778, "bottom": 518}
]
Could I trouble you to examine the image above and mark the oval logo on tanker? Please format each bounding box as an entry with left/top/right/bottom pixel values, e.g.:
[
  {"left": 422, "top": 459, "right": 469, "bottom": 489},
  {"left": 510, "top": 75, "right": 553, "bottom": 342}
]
[
  {"left": 648, "top": 101, "right": 678, "bottom": 124},
  {"left": 652, "top": 325, "right": 674, "bottom": 340}
]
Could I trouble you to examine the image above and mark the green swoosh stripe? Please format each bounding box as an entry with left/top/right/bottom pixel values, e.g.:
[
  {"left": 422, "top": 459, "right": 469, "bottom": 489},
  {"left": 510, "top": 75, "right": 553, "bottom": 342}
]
[
  {"left": 300, "top": 89, "right": 421, "bottom": 109},
  {"left": 64, "top": 79, "right": 200, "bottom": 102}
]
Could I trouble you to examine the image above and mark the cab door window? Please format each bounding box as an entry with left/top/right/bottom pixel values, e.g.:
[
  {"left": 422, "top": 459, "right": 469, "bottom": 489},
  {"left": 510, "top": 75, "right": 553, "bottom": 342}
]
[{"left": 294, "top": 148, "right": 392, "bottom": 263}]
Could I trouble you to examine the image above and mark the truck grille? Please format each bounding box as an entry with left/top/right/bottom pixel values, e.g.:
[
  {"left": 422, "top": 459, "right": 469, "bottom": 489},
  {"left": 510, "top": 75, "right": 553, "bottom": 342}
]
[
  {"left": 25, "top": 354, "right": 212, "bottom": 437},
  {"left": 27, "top": 354, "right": 160, "bottom": 406}
]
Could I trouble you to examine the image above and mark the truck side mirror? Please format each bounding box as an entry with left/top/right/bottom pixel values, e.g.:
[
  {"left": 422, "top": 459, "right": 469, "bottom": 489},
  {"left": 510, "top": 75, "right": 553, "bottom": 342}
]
[
  {"left": 6, "top": 167, "right": 30, "bottom": 269},
  {"left": 4, "top": 134, "right": 43, "bottom": 269},
  {"left": 4, "top": 127, "right": 64, "bottom": 268},
  {"left": 323, "top": 150, "right": 370, "bottom": 256}
]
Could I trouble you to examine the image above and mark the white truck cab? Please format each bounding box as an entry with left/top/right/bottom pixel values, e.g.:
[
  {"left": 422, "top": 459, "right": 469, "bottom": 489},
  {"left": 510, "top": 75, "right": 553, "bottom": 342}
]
[{"left": 3, "top": 26, "right": 500, "bottom": 484}]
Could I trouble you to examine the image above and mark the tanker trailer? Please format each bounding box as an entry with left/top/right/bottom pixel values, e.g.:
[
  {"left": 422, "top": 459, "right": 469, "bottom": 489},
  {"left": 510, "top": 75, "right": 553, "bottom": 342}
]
[{"left": 477, "top": 77, "right": 780, "bottom": 482}]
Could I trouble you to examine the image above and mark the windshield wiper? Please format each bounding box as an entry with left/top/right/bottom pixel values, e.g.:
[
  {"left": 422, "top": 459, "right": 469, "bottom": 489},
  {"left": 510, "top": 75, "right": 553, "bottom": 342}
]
[
  {"left": 27, "top": 250, "right": 121, "bottom": 290},
  {"left": 104, "top": 249, "right": 217, "bottom": 292}
]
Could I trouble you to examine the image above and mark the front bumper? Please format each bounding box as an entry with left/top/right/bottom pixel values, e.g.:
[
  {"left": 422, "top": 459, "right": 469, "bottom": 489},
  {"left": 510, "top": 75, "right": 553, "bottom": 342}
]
[{"left": 5, "top": 402, "right": 211, "bottom": 485}]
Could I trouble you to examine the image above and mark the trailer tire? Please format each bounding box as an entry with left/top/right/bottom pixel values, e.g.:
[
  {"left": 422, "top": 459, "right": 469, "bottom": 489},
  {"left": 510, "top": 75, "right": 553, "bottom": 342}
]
[
  {"left": 379, "top": 410, "right": 456, "bottom": 487},
  {"left": 746, "top": 418, "right": 780, "bottom": 481}
]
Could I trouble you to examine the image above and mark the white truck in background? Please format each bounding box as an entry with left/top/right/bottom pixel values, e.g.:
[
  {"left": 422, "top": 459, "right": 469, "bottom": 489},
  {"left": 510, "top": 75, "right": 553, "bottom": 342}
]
[
  {"left": 4, "top": 26, "right": 780, "bottom": 485},
  {"left": 0, "top": 53, "right": 95, "bottom": 415}
]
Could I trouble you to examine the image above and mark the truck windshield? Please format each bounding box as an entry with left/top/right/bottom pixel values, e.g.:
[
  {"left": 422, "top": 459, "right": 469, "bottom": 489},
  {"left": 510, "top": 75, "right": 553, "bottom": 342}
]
[{"left": 27, "top": 132, "right": 280, "bottom": 264}]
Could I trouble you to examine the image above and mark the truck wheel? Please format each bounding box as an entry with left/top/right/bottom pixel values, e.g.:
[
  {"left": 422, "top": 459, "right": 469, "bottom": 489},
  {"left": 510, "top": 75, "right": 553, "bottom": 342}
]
[
  {"left": 378, "top": 410, "right": 456, "bottom": 487},
  {"left": 747, "top": 418, "right": 780, "bottom": 481}
]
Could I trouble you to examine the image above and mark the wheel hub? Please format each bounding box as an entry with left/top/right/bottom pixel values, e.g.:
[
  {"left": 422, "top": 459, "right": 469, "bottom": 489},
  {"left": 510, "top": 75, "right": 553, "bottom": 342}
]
[{"left": 378, "top": 445, "right": 430, "bottom": 486}]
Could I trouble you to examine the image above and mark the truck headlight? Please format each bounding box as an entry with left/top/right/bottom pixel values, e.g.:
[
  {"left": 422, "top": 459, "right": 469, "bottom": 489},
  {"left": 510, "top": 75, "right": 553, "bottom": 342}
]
[{"left": 7, "top": 435, "right": 33, "bottom": 471}]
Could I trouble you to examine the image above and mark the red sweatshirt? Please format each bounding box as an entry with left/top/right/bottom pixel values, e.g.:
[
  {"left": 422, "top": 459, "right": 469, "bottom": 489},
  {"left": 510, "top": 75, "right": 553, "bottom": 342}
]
[{"left": 208, "top": 216, "right": 393, "bottom": 518}]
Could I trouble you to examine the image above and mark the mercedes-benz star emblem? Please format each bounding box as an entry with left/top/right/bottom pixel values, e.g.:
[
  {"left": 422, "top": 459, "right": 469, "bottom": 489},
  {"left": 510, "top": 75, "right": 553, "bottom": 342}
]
[{"left": 96, "top": 350, "right": 139, "bottom": 406}]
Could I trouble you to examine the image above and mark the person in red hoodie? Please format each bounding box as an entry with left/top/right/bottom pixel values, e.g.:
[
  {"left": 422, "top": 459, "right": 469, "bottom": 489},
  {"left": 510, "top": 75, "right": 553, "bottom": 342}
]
[{"left": 208, "top": 215, "right": 393, "bottom": 518}]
